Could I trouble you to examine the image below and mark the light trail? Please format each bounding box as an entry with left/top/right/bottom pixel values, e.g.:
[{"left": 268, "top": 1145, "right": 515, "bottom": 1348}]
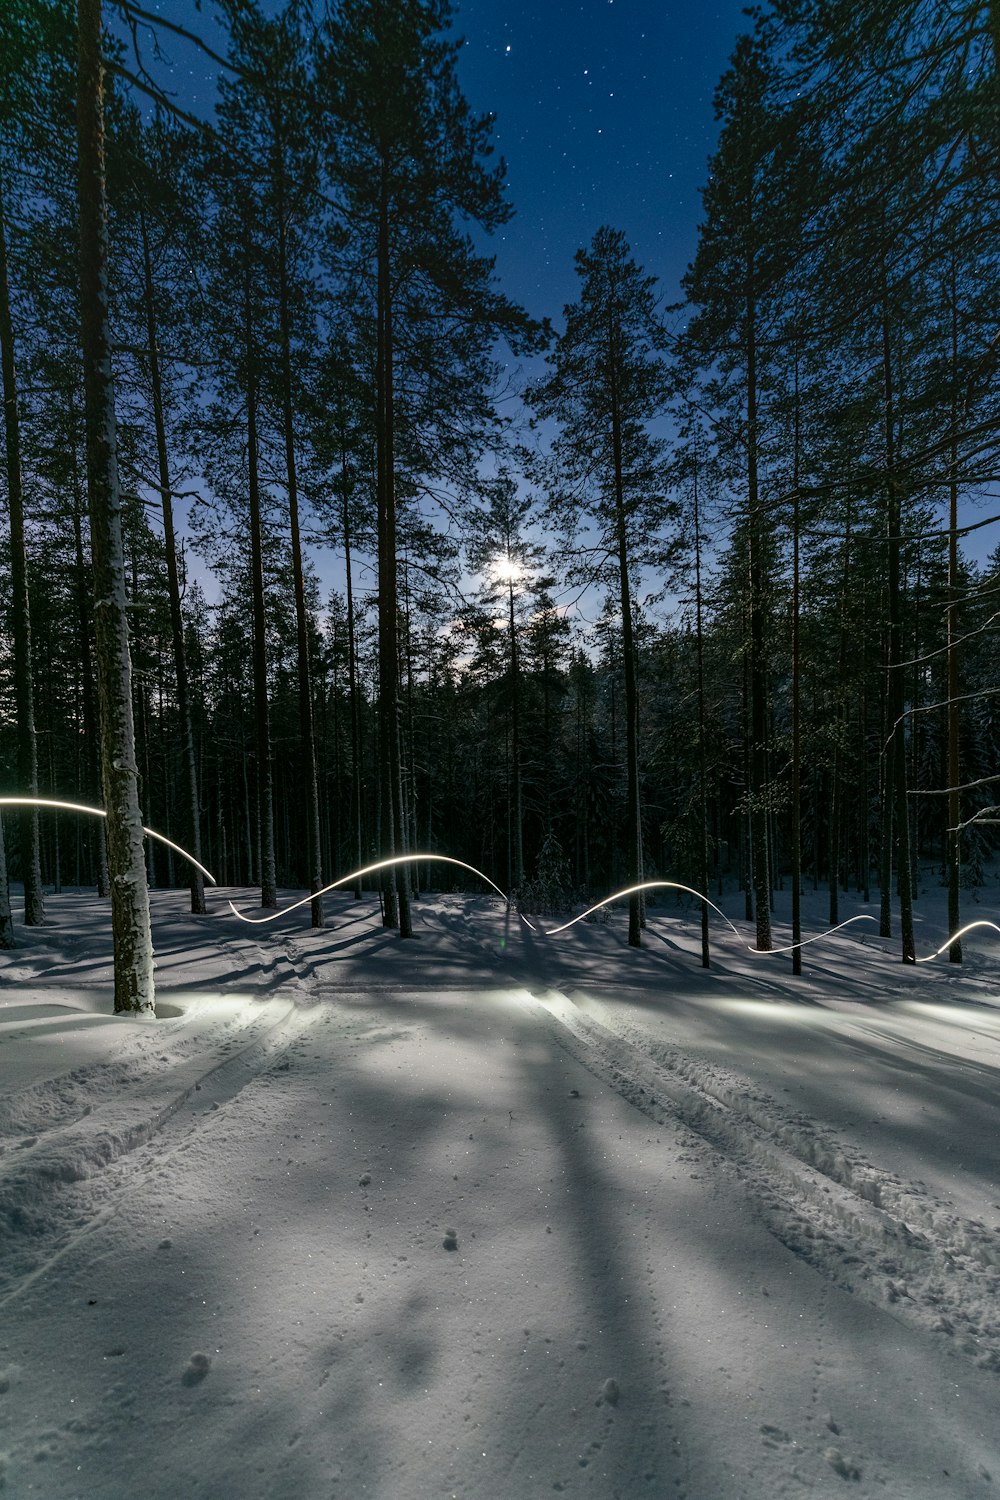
[
  {"left": 2, "top": 799, "right": 995, "bottom": 968},
  {"left": 914, "top": 920, "right": 1000, "bottom": 964},
  {"left": 545, "top": 880, "right": 744, "bottom": 940},
  {"left": 544, "top": 880, "right": 878, "bottom": 953},
  {"left": 226, "top": 853, "right": 516, "bottom": 925},
  {"left": 0, "top": 797, "right": 217, "bottom": 885}
]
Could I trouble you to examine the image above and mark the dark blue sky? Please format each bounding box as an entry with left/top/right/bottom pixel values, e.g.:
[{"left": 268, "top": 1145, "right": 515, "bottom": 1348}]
[
  {"left": 454, "top": 0, "right": 750, "bottom": 319},
  {"left": 140, "top": 0, "right": 752, "bottom": 319}
]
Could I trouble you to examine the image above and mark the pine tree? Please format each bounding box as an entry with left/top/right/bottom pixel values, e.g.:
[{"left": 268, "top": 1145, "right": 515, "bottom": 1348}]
[
  {"left": 318, "top": 0, "right": 535, "bottom": 935},
  {"left": 530, "top": 227, "right": 671, "bottom": 946}
]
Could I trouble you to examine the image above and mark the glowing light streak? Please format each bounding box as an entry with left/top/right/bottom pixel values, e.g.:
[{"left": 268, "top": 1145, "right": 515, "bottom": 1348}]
[
  {"left": 3, "top": 800, "right": 996, "bottom": 969},
  {"left": 914, "top": 920, "right": 1000, "bottom": 964},
  {"left": 761, "top": 916, "right": 877, "bottom": 953},
  {"left": 545, "top": 881, "right": 744, "bottom": 940},
  {"left": 0, "top": 797, "right": 217, "bottom": 885},
  {"left": 543, "top": 880, "right": 876, "bottom": 953},
  {"left": 227, "top": 853, "right": 516, "bottom": 926}
]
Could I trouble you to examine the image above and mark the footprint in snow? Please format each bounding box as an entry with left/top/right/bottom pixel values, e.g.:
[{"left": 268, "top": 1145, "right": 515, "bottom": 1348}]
[
  {"left": 443, "top": 1229, "right": 458, "bottom": 1251},
  {"left": 824, "top": 1447, "right": 861, "bottom": 1481},
  {"left": 181, "top": 1352, "right": 211, "bottom": 1387}
]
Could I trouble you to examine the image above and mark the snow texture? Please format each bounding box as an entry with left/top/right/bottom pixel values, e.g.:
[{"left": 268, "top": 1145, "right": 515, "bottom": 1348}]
[{"left": 1, "top": 880, "right": 999, "bottom": 1497}]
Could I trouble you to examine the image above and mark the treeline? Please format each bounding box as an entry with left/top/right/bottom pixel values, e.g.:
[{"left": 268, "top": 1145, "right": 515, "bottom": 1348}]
[{"left": 1, "top": 0, "right": 999, "bottom": 994}]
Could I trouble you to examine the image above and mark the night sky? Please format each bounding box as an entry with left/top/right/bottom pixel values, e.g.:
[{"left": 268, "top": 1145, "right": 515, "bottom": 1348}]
[
  {"left": 142, "top": 0, "right": 753, "bottom": 319},
  {"left": 130, "top": 0, "right": 764, "bottom": 603}
]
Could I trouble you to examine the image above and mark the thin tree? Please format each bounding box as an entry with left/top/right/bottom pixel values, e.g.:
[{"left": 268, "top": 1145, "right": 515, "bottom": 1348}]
[
  {"left": 530, "top": 227, "right": 671, "bottom": 947},
  {"left": 129, "top": 117, "right": 206, "bottom": 914},
  {"left": 0, "top": 158, "right": 44, "bottom": 925},
  {"left": 319, "top": 0, "right": 535, "bottom": 934}
]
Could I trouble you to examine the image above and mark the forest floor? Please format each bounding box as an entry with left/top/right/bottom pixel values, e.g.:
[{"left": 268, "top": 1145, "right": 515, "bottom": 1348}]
[{"left": 1, "top": 877, "right": 999, "bottom": 1499}]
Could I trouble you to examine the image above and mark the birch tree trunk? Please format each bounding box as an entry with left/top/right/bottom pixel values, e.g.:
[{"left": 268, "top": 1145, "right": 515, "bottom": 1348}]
[{"left": 76, "top": 0, "right": 155, "bottom": 1012}]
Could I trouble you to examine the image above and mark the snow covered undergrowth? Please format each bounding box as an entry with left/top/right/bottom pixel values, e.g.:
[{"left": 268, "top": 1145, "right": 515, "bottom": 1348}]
[{"left": 1, "top": 885, "right": 999, "bottom": 1498}]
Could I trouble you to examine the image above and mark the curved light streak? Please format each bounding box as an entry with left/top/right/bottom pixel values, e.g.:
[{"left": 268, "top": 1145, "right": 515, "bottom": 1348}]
[
  {"left": 0, "top": 797, "right": 217, "bottom": 885},
  {"left": 763, "top": 915, "right": 877, "bottom": 953},
  {"left": 545, "top": 880, "right": 745, "bottom": 941},
  {"left": 914, "top": 920, "right": 1000, "bottom": 964},
  {"left": 544, "top": 880, "right": 877, "bottom": 953},
  {"left": 227, "top": 853, "right": 517, "bottom": 926},
  {"left": 2, "top": 800, "right": 994, "bottom": 969}
]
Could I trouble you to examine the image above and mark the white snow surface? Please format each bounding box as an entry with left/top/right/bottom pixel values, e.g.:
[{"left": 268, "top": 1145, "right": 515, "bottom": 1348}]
[{"left": 1, "top": 881, "right": 999, "bottom": 1499}]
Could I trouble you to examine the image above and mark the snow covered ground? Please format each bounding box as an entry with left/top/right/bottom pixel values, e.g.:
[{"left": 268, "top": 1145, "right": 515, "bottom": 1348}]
[{"left": 1, "top": 879, "right": 999, "bottom": 1499}]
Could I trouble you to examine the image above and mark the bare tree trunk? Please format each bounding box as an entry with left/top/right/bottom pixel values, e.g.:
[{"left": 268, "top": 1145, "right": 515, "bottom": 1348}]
[
  {"left": 507, "top": 575, "right": 524, "bottom": 888},
  {"left": 693, "top": 455, "right": 710, "bottom": 969},
  {"left": 77, "top": 0, "right": 154, "bottom": 1012},
  {"left": 829, "top": 506, "right": 852, "bottom": 927},
  {"left": 69, "top": 414, "right": 109, "bottom": 895},
  {"left": 0, "top": 813, "right": 14, "bottom": 949},
  {"left": 746, "top": 253, "right": 771, "bottom": 952},
  {"left": 881, "top": 293, "right": 915, "bottom": 963},
  {"left": 608, "top": 310, "right": 641, "bottom": 947},
  {"left": 0, "top": 160, "right": 43, "bottom": 926},
  {"left": 243, "top": 262, "right": 277, "bottom": 910},
  {"left": 275, "top": 151, "right": 323, "bottom": 926},
  {"left": 947, "top": 257, "right": 962, "bottom": 961},
  {"left": 339, "top": 423, "right": 364, "bottom": 898},
  {"left": 376, "top": 165, "right": 410, "bottom": 936},
  {"left": 139, "top": 209, "right": 205, "bottom": 914},
  {"left": 790, "top": 348, "right": 802, "bottom": 975}
]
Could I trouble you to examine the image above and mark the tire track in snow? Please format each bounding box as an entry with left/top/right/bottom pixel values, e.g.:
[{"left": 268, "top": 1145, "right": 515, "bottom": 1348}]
[{"left": 519, "top": 985, "right": 1000, "bottom": 1378}]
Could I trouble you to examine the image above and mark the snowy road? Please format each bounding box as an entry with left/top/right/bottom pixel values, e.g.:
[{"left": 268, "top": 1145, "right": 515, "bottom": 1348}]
[{"left": 1, "top": 889, "right": 999, "bottom": 1498}]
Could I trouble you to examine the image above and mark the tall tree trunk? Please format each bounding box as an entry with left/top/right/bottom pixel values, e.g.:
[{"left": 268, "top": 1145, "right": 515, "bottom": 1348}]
[
  {"left": 507, "top": 575, "right": 524, "bottom": 887},
  {"left": 693, "top": 455, "right": 710, "bottom": 969},
  {"left": 881, "top": 293, "right": 915, "bottom": 962},
  {"left": 243, "top": 262, "right": 277, "bottom": 909},
  {"left": 402, "top": 562, "right": 420, "bottom": 895},
  {"left": 77, "top": 0, "right": 154, "bottom": 1012},
  {"left": 878, "top": 621, "right": 893, "bottom": 938},
  {"left": 947, "top": 257, "right": 962, "bottom": 961},
  {"left": 0, "top": 160, "right": 43, "bottom": 926},
  {"left": 275, "top": 151, "right": 323, "bottom": 926},
  {"left": 0, "top": 812, "right": 14, "bottom": 948},
  {"left": 608, "top": 309, "right": 641, "bottom": 947},
  {"left": 790, "top": 349, "right": 802, "bottom": 975},
  {"left": 69, "top": 409, "right": 109, "bottom": 895},
  {"left": 828, "top": 506, "right": 852, "bottom": 927},
  {"left": 746, "top": 253, "right": 771, "bottom": 951},
  {"left": 339, "top": 423, "right": 363, "bottom": 898},
  {"left": 375, "top": 164, "right": 411, "bottom": 936},
  {"left": 139, "top": 209, "right": 205, "bottom": 914}
]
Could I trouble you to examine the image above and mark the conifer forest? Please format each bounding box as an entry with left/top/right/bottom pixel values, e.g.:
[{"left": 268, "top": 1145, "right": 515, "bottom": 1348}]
[{"left": 3, "top": 0, "right": 1000, "bottom": 1008}]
